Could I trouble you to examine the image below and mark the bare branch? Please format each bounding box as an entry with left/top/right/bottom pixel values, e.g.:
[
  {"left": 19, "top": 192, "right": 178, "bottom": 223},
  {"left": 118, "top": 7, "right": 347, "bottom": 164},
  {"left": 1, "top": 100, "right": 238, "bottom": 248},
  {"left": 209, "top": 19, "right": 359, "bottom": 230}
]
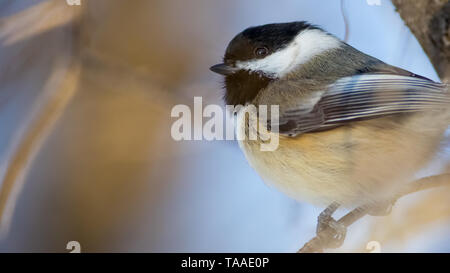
[
  {"left": 298, "top": 173, "right": 450, "bottom": 253},
  {"left": 391, "top": 0, "right": 450, "bottom": 82}
]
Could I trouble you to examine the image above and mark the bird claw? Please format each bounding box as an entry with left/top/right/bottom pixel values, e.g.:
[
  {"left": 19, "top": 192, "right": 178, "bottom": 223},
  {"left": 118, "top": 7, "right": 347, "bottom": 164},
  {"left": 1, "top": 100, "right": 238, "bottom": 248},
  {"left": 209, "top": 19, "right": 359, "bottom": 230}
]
[{"left": 316, "top": 209, "right": 347, "bottom": 249}]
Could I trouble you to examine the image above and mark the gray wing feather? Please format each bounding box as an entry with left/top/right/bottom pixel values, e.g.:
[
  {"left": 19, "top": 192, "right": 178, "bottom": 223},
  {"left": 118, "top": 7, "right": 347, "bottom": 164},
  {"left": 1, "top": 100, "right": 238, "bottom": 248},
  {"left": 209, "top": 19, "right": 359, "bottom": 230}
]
[{"left": 276, "top": 74, "right": 450, "bottom": 136}]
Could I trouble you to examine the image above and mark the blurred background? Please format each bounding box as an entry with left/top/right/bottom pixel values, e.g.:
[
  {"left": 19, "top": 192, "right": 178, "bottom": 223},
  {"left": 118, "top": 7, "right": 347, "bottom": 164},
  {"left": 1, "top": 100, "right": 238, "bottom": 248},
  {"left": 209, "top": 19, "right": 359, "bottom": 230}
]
[{"left": 0, "top": 0, "right": 449, "bottom": 252}]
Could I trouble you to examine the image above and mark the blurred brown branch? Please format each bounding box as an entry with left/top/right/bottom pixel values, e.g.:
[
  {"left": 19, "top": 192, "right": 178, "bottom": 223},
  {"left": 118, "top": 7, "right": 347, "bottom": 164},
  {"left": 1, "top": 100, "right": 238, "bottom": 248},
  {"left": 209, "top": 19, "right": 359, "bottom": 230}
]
[
  {"left": 0, "top": 0, "right": 82, "bottom": 235},
  {"left": 298, "top": 173, "right": 450, "bottom": 253},
  {"left": 392, "top": 0, "right": 450, "bottom": 82}
]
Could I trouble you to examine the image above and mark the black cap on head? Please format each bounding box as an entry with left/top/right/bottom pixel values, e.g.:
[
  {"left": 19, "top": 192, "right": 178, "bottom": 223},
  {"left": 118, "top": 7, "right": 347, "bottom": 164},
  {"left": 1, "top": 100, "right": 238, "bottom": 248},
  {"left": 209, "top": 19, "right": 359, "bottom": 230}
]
[
  {"left": 210, "top": 21, "right": 321, "bottom": 106},
  {"left": 224, "top": 21, "right": 318, "bottom": 63}
]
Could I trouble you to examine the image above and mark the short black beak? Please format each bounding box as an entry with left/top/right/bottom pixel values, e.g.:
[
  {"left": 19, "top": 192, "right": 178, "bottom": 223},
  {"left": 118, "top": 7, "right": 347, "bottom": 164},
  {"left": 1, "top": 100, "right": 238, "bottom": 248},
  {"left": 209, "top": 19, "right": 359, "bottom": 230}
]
[{"left": 209, "top": 63, "right": 238, "bottom": 76}]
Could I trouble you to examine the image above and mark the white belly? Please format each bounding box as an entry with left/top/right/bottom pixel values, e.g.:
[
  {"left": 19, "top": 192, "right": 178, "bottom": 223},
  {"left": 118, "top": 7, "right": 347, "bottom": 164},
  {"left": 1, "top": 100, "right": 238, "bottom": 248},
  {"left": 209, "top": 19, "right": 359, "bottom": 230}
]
[{"left": 236, "top": 107, "right": 448, "bottom": 207}]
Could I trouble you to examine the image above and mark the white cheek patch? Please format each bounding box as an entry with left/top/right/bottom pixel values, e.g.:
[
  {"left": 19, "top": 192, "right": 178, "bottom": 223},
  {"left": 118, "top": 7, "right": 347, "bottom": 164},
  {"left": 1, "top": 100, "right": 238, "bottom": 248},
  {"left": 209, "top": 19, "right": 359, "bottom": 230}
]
[{"left": 235, "top": 29, "right": 341, "bottom": 78}]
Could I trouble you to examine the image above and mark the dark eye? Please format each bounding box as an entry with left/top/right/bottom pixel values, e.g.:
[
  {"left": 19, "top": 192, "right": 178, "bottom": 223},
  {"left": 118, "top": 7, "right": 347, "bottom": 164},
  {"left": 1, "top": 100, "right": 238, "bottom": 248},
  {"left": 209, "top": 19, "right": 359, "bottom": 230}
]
[{"left": 254, "top": 47, "right": 269, "bottom": 57}]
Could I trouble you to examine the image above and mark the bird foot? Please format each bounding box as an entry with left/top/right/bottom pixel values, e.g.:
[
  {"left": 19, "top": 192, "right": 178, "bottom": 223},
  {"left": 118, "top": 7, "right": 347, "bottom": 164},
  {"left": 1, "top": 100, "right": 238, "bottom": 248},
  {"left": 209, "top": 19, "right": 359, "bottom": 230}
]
[{"left": 316, "top": 205, "right": 347, "bottom": 249}]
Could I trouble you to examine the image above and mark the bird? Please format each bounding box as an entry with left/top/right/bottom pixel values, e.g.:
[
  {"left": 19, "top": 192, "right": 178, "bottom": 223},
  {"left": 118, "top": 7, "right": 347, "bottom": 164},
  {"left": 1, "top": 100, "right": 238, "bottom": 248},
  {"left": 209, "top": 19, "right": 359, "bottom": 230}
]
[{"left": 210, "top": 21, "right": 450, "bottom": 244}]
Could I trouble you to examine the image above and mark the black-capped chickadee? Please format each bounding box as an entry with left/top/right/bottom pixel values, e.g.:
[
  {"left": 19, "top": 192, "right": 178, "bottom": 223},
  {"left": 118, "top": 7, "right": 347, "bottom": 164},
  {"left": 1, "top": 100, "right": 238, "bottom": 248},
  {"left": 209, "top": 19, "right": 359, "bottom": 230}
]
[{"left": 210, "top": 22, "right": 450, "bottom": 209}]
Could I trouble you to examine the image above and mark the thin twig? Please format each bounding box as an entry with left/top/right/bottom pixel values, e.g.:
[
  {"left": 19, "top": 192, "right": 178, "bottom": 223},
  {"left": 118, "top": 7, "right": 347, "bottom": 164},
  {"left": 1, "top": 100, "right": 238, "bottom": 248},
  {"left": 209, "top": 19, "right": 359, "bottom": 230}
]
[
  {"left": 340, "top": 0, "right": 349, "bottom": 43},
  {"left": 298, "top": 173, "right": 450, "bottom": 253},
  {"left": 0, "top": 1, "right": 82, "bottom": 236},
  {"left": 0, "top": 63, "right": 80, "bottom": 236}
]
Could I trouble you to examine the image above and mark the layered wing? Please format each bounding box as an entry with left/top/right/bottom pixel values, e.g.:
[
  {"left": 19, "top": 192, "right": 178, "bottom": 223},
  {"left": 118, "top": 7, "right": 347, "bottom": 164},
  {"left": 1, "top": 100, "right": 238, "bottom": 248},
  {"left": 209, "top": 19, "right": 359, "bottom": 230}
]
[{"left": 275, "top": 74, "right": 450, "bottom": 136}]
